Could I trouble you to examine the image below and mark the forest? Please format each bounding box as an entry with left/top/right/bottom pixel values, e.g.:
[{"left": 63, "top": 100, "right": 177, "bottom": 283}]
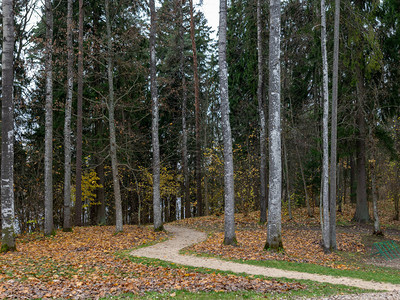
[
  {"left": 0, "top": 0, "right": 400, "bottom": 297},
  {"left": 0, "top": 0, "right": 400, "bottom": 299},
  {"left": 1, "top": 0, "right": 400, "bottom": 248}
]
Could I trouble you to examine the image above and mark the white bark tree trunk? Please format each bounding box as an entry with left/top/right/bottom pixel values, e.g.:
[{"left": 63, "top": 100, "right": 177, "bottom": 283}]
[
  {"left": 321, "top": 0, "right": 330, "bottom": 252},
  {"left": 105, "top": 0, "right": 123, "bottom": 233},
  {"left": 1, "top": 0, "right": 16, "bottom": 252},
  {"left": 257, "top": 0, "right": 267, "bottom": 224},
  {"left": 219, "top": 0, "right": 237, "bottom": 246},
  {"left": 63, "top": 0, "right": 73, "bottom": 232},
  {"left": 150, "top": 0, "right": 163, "bottom": 231},
  {"left": 44, "top": 0, "right": 54, "bottom": 236},
  {"left": 330, "top": 0, "right": 340, "bottom": 250},
  {"left": 266, "top": 0, "right": 283, "bottom": 251}
]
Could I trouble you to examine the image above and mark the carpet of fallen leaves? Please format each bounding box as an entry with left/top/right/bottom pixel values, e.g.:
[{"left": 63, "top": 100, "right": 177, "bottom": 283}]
[
  {"left": 186, "top": 229, "right": 364, "bottom": 269},
  {"left": 175, "top": 203, "right": 400, "bottom": 270},
  {"left": 0, "top": 225, "right": 303, "bottom": 299}
]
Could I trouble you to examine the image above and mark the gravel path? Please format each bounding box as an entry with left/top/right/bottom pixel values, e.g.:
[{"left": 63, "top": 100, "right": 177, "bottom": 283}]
[{"left": 130, "top": 225, "right": 400, "bottom": 297}]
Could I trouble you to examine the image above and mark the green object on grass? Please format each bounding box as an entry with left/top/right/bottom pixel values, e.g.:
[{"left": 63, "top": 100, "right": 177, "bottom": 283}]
[{"left": 372, "top": 241, "right": 400, "bottom": 260}]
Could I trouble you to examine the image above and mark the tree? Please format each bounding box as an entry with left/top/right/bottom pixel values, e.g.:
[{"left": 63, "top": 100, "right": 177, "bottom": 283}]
[
  {"left": 1, "top": 0, "right": 16, "bottom": 252},
  {"left": 44, "top": 0, "right": 54, "bottom": 236},
  {"left": 320, "top": 0, "right": 330, "bottom": 252},
  {"left": 189, "top": 0, "right": 203, "bottom": 217},
  {"left": 179, "top": 0, "right": 190, "bottom": 219},
  {"left": 105, "top": 0, "right": 123, "bottom": 233},
  {"left": 150, "top": 0, "right": 163, "bottom": 231},
  {"left": 265, "top": 0, "right": 282, "bottom": 251},
  {"left": 75, "top": 0, "right": 84, "bottom": 226},
  {"left": 329, "top": 0, "right": 341, "bottom": 250},
  {"left": 219, "top": 0, "right": 237, "bottom": 246},
  {"left": 257, "top": 0, "right": 267, "bottom": 224},
  {"left": 63, "top": 0, "right": 73, "bottom": 232}
]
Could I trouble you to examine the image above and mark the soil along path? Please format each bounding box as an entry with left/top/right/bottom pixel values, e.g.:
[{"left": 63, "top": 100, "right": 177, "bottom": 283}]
[{"left": 130, "top": 225, "right": 400, "bottom": 292}]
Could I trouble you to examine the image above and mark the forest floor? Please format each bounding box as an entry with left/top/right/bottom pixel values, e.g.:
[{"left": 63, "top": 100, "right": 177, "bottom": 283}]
[{"left": 0, "top": 203, "right": 399, "bottom": 299}]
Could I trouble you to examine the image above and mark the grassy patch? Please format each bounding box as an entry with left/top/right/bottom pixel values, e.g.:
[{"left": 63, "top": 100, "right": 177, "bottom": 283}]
[
  {"left": 125, "top": 255, "right": 370, "bottom": 299},
  {"left": 179, "top": 253, "right": 400, "bottom": 285}
]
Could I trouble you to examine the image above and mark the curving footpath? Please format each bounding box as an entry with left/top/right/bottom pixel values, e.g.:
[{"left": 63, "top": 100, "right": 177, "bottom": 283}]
[{"left": 130, "top": 225, "right": 400, "bottom": 293}]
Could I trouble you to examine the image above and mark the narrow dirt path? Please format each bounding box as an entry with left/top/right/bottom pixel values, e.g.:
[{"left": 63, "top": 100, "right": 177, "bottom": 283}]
[{"left": 130, "top": 225, "right": 400, "bottom": 292}]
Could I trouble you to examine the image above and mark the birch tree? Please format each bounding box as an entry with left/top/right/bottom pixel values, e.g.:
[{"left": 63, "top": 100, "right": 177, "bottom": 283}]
[
  {"left": 150, "top": 0, "right": 163, "bottom": 231},
  {"left": 321, "top": 0, "right": 330, "bottom": 252},
  {"left": 265, "top": 0, "right": 282, "bottom": 251},
  {"left": 1, "top": 0, "right": 16, "bottom": 252},
  {"left": 63, "top": 0, "right": 73, "bottom": 232},
  {"left": 219, "top": 0, "right": 237, "bottom": 246},
  {"left": 44, "top": 0, "right": 54, "bottom": 236},
  {"left": 257, "top": 0, "right": 267, "bottom": 224},
  {"left": 105, "top": 0, "right": 123, "bottom": 233},
  {"left": 329, "top": 0, "right": 340, "bottom": 250},
  {"left": 75, "top": 0, "right": 84, "bottom": 227}
]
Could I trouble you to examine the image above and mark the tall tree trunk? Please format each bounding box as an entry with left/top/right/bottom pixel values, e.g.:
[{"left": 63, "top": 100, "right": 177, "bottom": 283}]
[
  {"left": 105, "top": 0, "right": 123, "bottom": 233},
  {"left": 150, "top": 0, "right": 163, "bottom": 231},
  {"left": 63, "top": 0, "right": 73, "bottom": 232},
  {"left": 257, "top": 0, "right": 267, "bottom": 224},
  {"left": 283, "top": 138, "right": 292, "bottom": 220},
  {"left": 353, "top": 65, "right": 370, "bottom": 223},
  {"left": 44, "top": 0, "right": 54, "bottom": 237},
  {"left": 219, "top": 0, "right": 237, "bottom": 246},
  {"left": 329, "top": 0, "right": 340, "bottom": 250},
  {"left": 96, "top": 162, "right": 106, "bottom": 224},
  {"left": 320, "top": 0, "right": 330, "bottom": 252},
  {"left": 1, "top": 0, "right": 16, "bottom": 252},
  {"left": 189, "top": 0, "right": 203, "bottom": 217},
  {"left": 350, "top": 155, "right": 356, "bottom": 204},
  {"left": 370, "top": 160, "right": 382, "bottom": 235},
  {"left": 179, "top": 1, "right": 190, "bottom": 220},
  {"left": 75, "top": 0, "right": 84, "bottom": 227},
  {"left": 265, "top": 0, "right": 283, "bottom": 251}
]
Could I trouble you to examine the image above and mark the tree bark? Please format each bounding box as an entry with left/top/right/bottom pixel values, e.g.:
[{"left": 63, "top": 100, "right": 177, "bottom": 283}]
[
  {"left": 44, "top": 0, "right": 54, "bottom": 237},
  {"left": 189, "top": 0, "right": 203, "bottom": 217},
  {"left": 353, "top": 65, "right": 370, "bottom": 223},
  {"left": 265, "top": 0, "right": 283, "bottom": 251},
  {"left": 150, "top": 0, "right": 163, "bottom": 232},
  {"left": 329, "top": 0, "right": 340, "bottom": 250},
  {"left": 283, "top": 138, "right": 292, "bottom": 220},
  {"left": 321, "top": 0, "right": 330, "bottom": 252},
  {"left": 371, "top": 160, "right": 382, "bottom": 235},
  {"left": 179, "top": 1, "right": 190, "bottom": 219},
  {"left": 63, "top": 0, "right": 73, "bottom": 232},
  {"left": 350, "top": 155, "right": 356, "bottom": 204},
  {"left": 257, "top": 0, "right": 267, "bottom": 224},
  {"left": 1, "top": 0, "right": 16, "bottom": 252},
  {"left": 105, "top": 0, "right": 123, "bottom": 233},
  {"left": 219, "top": 0, "right": 237, "bottom": 246},
  {"left": 96, "top": 162, "right": 106, "bottom": 225},
  {"left": 74, "top": 0, "right": 84, "bottom": 227}
]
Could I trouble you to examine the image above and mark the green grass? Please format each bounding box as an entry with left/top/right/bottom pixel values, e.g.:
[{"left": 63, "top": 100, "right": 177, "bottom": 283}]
[
  {"left": 177, "top": 250, "right": 400, "bottom": 285},
  {"left": 102, "top": 281, "right": 368, "bottom": 299}
]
